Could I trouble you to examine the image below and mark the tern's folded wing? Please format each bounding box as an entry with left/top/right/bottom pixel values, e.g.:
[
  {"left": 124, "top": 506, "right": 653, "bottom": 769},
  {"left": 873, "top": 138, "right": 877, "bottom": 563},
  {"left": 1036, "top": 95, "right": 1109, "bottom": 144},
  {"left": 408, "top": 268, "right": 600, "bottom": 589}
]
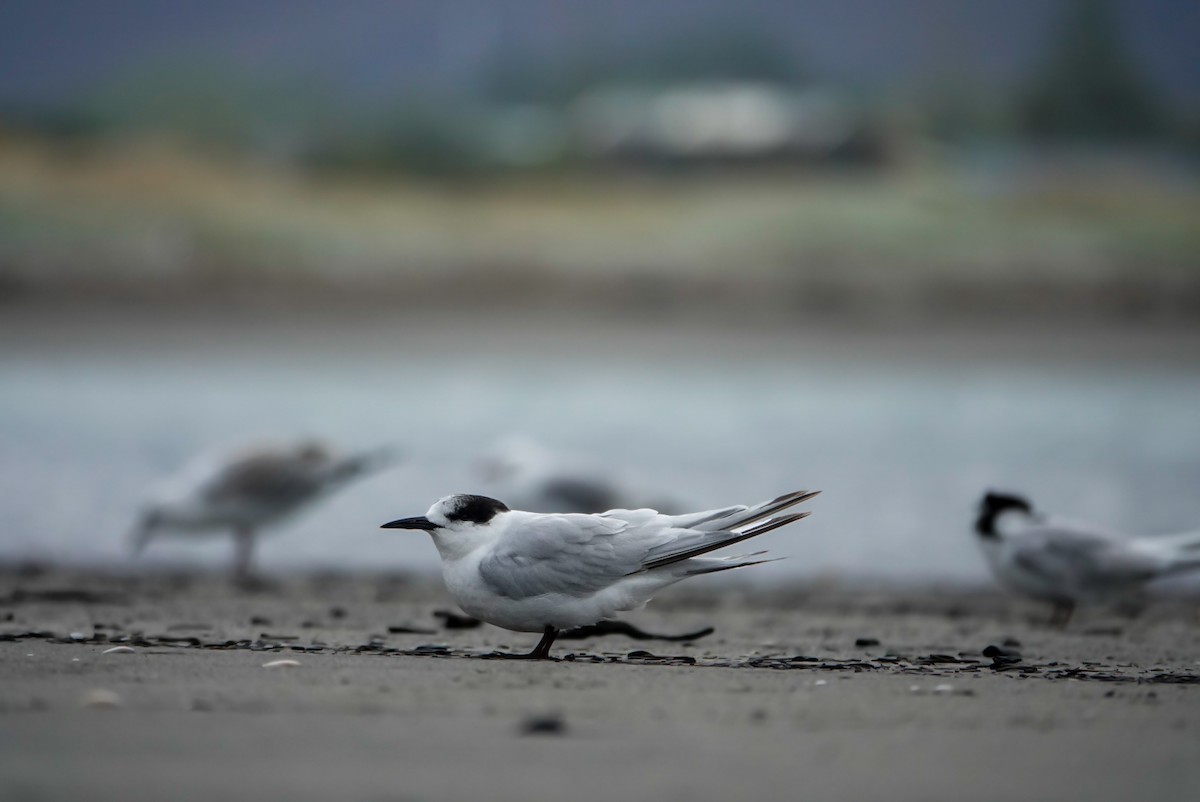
[
  {"left": 201, "top": 453, "right": 324, "bottom": 506},
  {"left": 1014, "top": 527, "right": 1162, "bottom": 589},
  {"left": 477, "top": 513, "right": 663, "bottom": 600}
]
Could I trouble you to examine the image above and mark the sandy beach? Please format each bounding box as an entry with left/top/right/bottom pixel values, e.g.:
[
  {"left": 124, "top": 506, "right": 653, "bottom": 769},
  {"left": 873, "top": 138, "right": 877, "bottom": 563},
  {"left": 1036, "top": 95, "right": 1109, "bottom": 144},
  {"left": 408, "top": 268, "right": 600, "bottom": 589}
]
[{"left": 2, "top": 568, "right": 1198, "bottom": 802}]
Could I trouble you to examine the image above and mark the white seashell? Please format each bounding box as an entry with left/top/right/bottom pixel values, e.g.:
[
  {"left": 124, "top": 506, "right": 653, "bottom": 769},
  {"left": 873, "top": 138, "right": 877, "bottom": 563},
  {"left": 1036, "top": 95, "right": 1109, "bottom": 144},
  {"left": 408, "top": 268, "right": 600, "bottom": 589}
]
[
  {"left": 261, "top": 659, "right": 301, "bottom": 669},
  {"left": 80, "top": 689, "right": 121, "bottom": 708},
  {"left": 933, "top": 684, "right": 955, "bottom": 694},
  {"left": 102, "top": 646, "right": 136, "bottom": 655}
]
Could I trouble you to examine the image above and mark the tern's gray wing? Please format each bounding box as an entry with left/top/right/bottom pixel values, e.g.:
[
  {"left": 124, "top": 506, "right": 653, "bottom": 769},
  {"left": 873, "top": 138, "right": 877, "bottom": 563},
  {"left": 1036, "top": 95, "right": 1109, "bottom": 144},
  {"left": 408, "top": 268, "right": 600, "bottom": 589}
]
[
  {"left": 478, "top": 513, "right": 659, "bottom": 599},
  {"left": 201, "top": 453, "right": 325, "bottom": 507},
  {"left": 1014, "top": 526, "right": 1163, "bottom": 591}
]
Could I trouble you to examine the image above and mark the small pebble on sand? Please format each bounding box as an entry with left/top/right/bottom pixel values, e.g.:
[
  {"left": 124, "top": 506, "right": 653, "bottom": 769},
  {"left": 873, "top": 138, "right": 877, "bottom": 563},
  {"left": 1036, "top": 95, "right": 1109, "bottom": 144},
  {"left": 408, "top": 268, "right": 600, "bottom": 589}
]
[
  {"left": 262, "top": 659, "right": 302, "bottom": 669},
  {"left": 520, "top": 715, "right": 566, "bottom": 735}
]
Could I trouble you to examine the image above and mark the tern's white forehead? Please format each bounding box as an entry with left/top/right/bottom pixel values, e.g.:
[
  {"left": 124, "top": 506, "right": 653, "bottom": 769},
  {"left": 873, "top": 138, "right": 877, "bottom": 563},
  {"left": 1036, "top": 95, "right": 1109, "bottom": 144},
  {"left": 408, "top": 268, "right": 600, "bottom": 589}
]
[{"left": 427, "top": 494, "right": 511, "bottom": 526}]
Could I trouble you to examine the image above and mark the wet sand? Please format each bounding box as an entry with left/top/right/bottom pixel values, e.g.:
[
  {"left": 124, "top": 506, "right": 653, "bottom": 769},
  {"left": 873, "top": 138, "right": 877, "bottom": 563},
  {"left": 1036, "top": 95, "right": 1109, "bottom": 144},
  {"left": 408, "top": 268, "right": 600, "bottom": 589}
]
[{"left": 1, "top": 569, "right": 1198, "bottom": 801}]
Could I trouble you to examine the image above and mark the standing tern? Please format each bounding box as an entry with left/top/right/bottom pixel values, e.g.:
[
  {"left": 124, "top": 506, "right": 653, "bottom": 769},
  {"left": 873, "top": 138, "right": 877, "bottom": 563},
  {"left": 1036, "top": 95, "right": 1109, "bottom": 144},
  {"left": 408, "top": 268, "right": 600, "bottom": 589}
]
[
  {"left": 975, "top": 491, "right": 1200, "bottom": 625},
  {"left": 476, "top": 435, "right": 680, "bottom": 514},
  {"left": 383, "top": 489, "right": 819, "bottom": 659},
  {"left": 132, "top": 438, "right": 395, "bottom": 580}
]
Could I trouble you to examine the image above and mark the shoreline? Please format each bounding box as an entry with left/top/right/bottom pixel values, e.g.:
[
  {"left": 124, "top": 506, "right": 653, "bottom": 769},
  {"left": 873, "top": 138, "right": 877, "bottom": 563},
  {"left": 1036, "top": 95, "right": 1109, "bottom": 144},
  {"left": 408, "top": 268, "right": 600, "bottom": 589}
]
[{"left": 3, "top": 569, "right": 1199, "bottom": 801}]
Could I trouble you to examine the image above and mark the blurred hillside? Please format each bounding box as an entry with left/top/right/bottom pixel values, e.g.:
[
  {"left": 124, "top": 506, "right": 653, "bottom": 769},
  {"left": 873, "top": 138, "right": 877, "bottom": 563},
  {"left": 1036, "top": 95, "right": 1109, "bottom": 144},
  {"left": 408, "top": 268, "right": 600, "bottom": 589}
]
[{"left": 0, "top": 0, "right": 1197, "bottom": 322}]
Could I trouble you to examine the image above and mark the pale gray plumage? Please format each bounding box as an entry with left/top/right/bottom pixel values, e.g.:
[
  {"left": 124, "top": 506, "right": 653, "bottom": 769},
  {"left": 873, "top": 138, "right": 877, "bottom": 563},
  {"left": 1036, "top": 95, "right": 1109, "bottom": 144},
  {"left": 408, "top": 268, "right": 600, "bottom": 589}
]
[
  {"left": 133, "top": 438, "right": 396, "bottom": 579},
  {"left": 975, "top": 491, "right": 1200, "bottom": 625},
  {"left": 383, "top": 490, "right": 818, "bottom": 658}
]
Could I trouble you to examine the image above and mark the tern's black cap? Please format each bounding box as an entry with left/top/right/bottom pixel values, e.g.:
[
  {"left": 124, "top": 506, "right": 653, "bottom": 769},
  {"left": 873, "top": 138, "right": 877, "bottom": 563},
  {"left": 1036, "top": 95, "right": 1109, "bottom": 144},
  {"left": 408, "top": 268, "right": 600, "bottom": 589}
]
[
  {"left": 444, "top": 494, "right": 510, "bottom": 525},
  {"left": 976, "top": 491, "right": 1033, "bottom": 538}
]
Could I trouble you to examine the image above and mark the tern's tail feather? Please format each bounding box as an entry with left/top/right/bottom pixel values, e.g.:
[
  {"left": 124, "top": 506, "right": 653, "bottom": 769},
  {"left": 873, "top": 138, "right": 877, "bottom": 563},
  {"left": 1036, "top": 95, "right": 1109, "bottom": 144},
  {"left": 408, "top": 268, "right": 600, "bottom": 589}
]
[
  {"left": 329, "top": 446, "right": 399, "bottom": 484},
  {"left": 1162, "top": 553, "right": 1200, "bottom": 578},
  {"left": 685, "top": 490, "right": 820, "bottom": 534},
  {"left": 1134, "top": 529, "right": 1200, "bottom": 576},
  {"left": 1154, "top": 529, "right": 1200, "bottom": 554},
  {"left": 684, "top": 551, "right": 782, "bottom": 576},
  {"left": 635, "top": 489, "right": 818, "bottom": 574}
]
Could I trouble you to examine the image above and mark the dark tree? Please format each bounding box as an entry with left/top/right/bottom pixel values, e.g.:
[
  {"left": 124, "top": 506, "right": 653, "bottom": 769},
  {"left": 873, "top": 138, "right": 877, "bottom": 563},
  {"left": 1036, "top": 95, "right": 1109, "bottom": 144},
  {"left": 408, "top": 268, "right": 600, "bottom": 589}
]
[{"left": 1020, "top": 0, "right": 1165, "bottom": 141}]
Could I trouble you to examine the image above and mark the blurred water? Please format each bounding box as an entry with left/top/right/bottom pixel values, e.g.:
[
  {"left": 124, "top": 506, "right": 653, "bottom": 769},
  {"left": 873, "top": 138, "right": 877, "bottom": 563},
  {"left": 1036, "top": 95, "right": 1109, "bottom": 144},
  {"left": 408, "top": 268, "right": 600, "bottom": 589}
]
[{"left": 2, "top": 320, "right": 1199, "bottom": 584}]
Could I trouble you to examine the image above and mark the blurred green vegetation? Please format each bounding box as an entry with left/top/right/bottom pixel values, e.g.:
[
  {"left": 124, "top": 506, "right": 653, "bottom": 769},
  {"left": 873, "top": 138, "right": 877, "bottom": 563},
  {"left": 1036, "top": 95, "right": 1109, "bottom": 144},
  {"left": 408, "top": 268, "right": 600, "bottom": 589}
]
[
  {"left": 0, "top": 0, "right": 1195, "bottom": 317},
  {"left": 0, "top": 135, "right": 1196, "bottom": 304}
]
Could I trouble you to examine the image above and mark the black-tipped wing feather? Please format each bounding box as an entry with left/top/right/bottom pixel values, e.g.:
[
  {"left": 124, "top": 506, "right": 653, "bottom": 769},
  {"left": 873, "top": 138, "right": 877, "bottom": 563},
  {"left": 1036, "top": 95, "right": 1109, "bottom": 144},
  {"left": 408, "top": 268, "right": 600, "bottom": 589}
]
[{"left": 638, "top": 512, "right": 810, "bottom": 571}]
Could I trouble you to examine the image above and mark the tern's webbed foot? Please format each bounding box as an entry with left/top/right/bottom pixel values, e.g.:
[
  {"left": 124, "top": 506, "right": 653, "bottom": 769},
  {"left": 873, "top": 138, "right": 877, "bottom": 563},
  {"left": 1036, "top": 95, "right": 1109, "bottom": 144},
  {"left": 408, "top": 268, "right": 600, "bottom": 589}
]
[
  {"left": 481, "top": 626, "right": 560, "bottom": 660},
  {"left": 479, "top": 651, "right": 559, "bottom": 661}
]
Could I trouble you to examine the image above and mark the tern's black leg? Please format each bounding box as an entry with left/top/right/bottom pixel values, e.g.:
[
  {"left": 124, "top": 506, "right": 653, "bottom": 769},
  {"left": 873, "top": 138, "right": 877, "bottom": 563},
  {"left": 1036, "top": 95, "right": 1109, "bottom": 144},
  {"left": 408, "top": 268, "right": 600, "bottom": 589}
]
[
  {"left": 481, "top": 626, "right": 559, "bottom": 660},
  {"left": 1049, "top": 600, "right": 1075, "bottom": 628},
  {"left": 529, "top": 625, "right": 558, "bottom": 659}
]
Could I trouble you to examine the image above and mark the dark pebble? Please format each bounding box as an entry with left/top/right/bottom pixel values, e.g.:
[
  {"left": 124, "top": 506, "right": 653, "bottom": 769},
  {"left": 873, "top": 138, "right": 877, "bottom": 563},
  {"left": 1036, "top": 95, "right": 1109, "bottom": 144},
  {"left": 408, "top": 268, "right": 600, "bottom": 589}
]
[
  {"left": 920, "top": 654, "right": 972, "bottom": 664},
  {"left": 387, "top": 624, "right": 437, "bottom": 635},
  {"left": 855, "top": 638, "right": 880, "bottom": 647},
  {"left": 521, "top": 715, "right": 566, "bottom": 736},
  {"left": 328, "top": 607, "right": 347, "bottom": 620},
  {"left": 249, "top": 615, "right": 271, "bottom": 626},
  {"left": 154, "top": 635, "right": 201, "bottom": 645},
  {"left": 982, "top": 644, "right": 1021, "bottom": 660}
]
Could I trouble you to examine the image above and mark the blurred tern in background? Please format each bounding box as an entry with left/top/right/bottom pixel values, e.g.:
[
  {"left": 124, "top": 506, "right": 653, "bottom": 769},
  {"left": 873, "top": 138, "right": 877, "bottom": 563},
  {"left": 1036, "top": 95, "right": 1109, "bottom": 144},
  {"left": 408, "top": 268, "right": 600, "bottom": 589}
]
[
  {"left": 382, "top": 489, "right": 819, "bottom": 659},
  {"left": 132, "top": 438, "right": 396, "bottom": 581},
  {"left": 975, "top": 491, "right": 1200, "bottom": 625},
  {"left": 476, "top": 434, "right": 680, "bottom": 514}
]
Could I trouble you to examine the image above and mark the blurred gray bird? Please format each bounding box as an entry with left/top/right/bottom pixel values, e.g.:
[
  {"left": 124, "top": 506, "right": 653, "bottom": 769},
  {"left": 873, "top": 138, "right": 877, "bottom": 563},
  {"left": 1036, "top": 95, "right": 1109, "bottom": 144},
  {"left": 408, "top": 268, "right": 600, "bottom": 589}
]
[
  {"left": 975, "top": 491, "right": 1200, "bottom": 626},
  {"left": 382, "top": 489, "right": 818, "bottom": 659},
  {"left": 132, "top": 438, "right": 396, "bottom": 581},
  {"left": 476, "top": 435, "right": 680, "bottom": 514}
]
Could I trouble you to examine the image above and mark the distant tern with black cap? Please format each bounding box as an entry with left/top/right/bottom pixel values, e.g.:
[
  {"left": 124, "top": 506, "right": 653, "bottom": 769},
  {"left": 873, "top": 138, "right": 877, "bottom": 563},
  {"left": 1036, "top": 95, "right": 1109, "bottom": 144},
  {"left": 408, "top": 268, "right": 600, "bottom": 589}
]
[
  {"left": 383, "top": 489, "right": 819, "bottom": 659},
  {"left": 975, "top": 491, "right": 1200, "bottom": 625}
]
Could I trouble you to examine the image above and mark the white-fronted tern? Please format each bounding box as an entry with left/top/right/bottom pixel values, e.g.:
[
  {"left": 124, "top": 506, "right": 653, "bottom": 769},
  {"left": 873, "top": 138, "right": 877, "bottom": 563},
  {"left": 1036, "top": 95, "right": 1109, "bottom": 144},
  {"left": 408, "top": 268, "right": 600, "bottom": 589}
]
[
  {"left": 132, "top": 438, "right": 395, "bottom": 580},
  {"left": 383, "top": 489, "right": 819, "bottom": 659},
  {"left": 975, "top": 491, "right": 1200, "bottom": 625}
]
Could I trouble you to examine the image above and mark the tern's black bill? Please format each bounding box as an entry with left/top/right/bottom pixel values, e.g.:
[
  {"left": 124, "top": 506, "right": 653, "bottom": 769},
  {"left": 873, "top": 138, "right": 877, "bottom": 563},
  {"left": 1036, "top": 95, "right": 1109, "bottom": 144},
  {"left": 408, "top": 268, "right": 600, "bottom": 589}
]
[{"left": 381, "top": 516, "right": 440, "bottom": 531}]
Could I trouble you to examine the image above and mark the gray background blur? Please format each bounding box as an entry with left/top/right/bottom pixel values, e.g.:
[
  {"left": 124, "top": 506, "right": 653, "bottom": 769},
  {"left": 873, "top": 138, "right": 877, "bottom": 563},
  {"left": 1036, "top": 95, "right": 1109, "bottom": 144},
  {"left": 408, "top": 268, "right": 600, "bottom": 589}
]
[{"left": 1, "top": 0, "right": 1197, "bottom": 582}]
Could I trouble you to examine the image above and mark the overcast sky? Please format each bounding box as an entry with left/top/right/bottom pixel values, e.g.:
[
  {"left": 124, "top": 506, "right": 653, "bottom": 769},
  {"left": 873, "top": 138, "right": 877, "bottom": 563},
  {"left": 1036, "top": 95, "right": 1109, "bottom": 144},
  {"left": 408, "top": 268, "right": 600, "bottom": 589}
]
[{"left": 1, "top": 0, "right": 1196, "bottom": 106}]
